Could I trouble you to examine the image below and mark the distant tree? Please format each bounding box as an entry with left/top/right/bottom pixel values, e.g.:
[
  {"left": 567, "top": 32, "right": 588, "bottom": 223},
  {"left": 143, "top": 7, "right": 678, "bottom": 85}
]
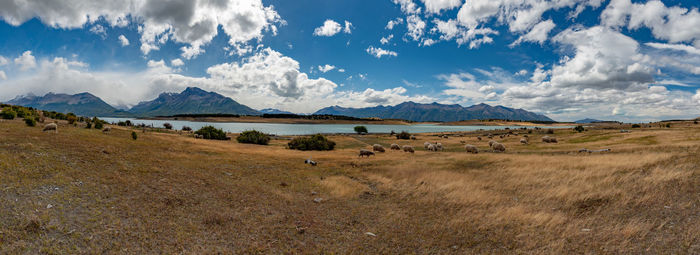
[
  {"left": 354, "top": 125, "right": 368, "bottom": 134},
  {"left": 182, "top": 126, "right": 192, "bottom": 131},
  {"left": 666, "top": 123, "right": 671, "bottom": 128},
  {"left": 574, "top": 125, "right": 585, "bottom": 132},
  {"left": 631, "top": 124, "right": 641, "bottom": 128},
  {"left": 237, "top": 130, "right": 270, "bottom": 145},
  {"left": 195, "top": 126, "right": 229, "bottom": 140},
  {"left": 163, "top": 123, "right": 173, "bottom": 130},
  {"left": 131, "top": 131, "right": 138, "bottom": 140}
]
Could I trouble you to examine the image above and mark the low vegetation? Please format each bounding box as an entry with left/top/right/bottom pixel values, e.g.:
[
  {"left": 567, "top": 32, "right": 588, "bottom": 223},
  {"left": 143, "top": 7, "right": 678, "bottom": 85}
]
[
  {"left": 194, "top": 125, "right": 229, "bottom": 140},
  {"left": 396, "top": 131, "right": 411, "bottom": 139},
  {"left": 23, "top": 117, "right": 36, "bottom": 127},
  {"left": 288, "top": 134, "right": 336, "bottom": 151},
  {"left": 236, "top": 130, "right": 270, "bottom": 145},
  {"left": 354, "top": 125, "right": 368, "bottom": 134}
]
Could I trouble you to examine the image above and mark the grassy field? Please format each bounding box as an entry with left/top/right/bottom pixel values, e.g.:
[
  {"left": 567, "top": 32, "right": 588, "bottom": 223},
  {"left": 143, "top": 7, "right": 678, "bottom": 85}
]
[{"left": 0, "top": 119, "right": 698, "bottom": 253}]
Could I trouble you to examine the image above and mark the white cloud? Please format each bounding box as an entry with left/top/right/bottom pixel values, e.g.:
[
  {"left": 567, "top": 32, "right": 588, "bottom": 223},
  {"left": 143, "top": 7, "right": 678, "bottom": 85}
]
[
  {"left": 366, "top": 46, "right": 398, "bottom": 58},
  {"left": 420, "top": 0, "right": 462, "bottom": 14},
  {"left": 338, "top": 68, "right": 345, "bottom": 73},
  {"left": 0, "top": 70, "right": 6, "bottom": 80},
  {"left": 601, "top": 0, "right": 700, "bottom": 46},
  {"left": 645, "top": 42, "right": 700, "bottom": 55},
  {"left": 313, "top": 19, "right": 350, "bottom": 37},
  {"left": 171, "top": 58, "right": 184, "bottom": 67},
  {"left": 432, "top": 18, "right": 497, "bottom": 48},
  {"left": 89, "top": 24, "right": 107, "bottom": 38},
  {"left": 318, "top": 64, "right": 335, "bottom": 73},
  {"left": 0, "top": 0, "right": 283, "bottom": 59},
  {"left": 511, "top": 19, "right": 555, "bottom": 46},
  {"left": 0, "top": 56, "right": 8, "bottom": 66},
  {"left": 392, "top": 0, "right": 422, "bottom": 14},
  {"left": 14, "top": 51, "right": 36, "bottom": 71},
  {"left": 118, "top": 34, "right": 130, "bottom": 46},
  {"left": 386, "top": 18, "right": 404, "bottom": 30},
  {"left": 406, "top": 15, "right": 426, "bottom": 41},
  {"left": 380, "top": 34, "right": 394, "bottom": 45}
]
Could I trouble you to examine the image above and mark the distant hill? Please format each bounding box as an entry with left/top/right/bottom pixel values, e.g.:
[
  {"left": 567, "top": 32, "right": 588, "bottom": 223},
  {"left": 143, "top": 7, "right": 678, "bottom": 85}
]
[
  {"left": 129, "top": 87, "right": 260, "bottom": 117},
  {"left": 7, "top": 92, "right": 129, "bottom": 117},
  {"left": 314, "top": 102, "right": 554, "bottom": 122},
  {"left": 259, "top": 108, "right": 294, "bottom": 115},
  {"left": 574, "top": 118, "right": 605, "bottom": 123}
]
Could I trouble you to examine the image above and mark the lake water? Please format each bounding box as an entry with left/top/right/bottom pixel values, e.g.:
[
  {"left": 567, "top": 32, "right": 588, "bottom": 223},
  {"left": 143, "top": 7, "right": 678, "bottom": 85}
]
[{"left": 101, "top": 117, "right": 570, "bottom": 136}]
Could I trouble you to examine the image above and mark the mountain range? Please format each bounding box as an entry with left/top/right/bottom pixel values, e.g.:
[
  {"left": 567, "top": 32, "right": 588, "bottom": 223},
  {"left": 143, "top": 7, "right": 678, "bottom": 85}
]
[
  {"left": 4, "top": 87, "right": 554, "bottom": 122},
  {"left": 314, "top": 102, "right": 554, "bottom": 122}
]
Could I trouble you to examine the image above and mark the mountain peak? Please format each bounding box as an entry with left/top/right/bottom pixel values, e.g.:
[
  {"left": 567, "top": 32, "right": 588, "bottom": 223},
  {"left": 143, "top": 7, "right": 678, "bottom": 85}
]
[{"left": 130, "top": 87, "right": 259, "bottom": 116}]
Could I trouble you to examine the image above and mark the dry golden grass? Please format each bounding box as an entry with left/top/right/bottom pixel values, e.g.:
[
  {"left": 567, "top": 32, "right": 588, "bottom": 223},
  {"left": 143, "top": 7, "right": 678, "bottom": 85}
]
[{"left": 0, "top": 119, "right": 698, "bottom": 253}]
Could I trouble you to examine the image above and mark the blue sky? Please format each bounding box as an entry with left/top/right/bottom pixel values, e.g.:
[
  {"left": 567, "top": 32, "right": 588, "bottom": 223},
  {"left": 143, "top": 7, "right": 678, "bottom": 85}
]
[{"left": 0, "top": 0, "right": 699, "bottom": 122}]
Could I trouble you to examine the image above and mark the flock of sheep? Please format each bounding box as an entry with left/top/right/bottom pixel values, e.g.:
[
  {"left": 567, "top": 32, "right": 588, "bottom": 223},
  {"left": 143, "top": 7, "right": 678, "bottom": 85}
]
[{"left": 359, "top": 131, "right": 559, "bottom": 157}]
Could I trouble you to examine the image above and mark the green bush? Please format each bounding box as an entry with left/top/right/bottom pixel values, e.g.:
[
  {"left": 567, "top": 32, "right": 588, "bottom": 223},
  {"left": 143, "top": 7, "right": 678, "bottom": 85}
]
[
  {"left": 67, "top": 115, "right": 78, "bottom": 124},
  {"left": 182, "top": 126, "right": 192, "bottom": 131},
  {"left": 195, "top": 126, "right": 229, "bottom": 140},
  {"left": 666, "top": 123, "right": 671, "bottom": 128},
  {"left": 163, "top": 123, "right": 173, "bottom": 129},
  {"left": 24, "top": 117, "right": 36, "bottom": 127},
  {"left": 288, "top": 134, "right": 336, "bottom": 151},
  {"left": 1, "top": 108, "right": 16, "bottom": 119},
  {"left": 396, "top": 131, "right": 411, "bottom": 140},
  {"left": 354, "top": 125, "right": 368, "bottom": 134},
  {"left": 574, "top": 125, "right": 585, "bottom": 132},
  {"left": 236, "top": 130, "right": 270, "bottom": 145},
  {"left": 631, "top": 124, "right": 641, "bottom": 128},
  {"left": 85, "top": 122, "right": 92, "bottom": 129},
  {"left": 131, "top": 131, "right": 138, "bottom": 140},
  {"left": 92, "top": 117, "right": 105, "bottom": 129}
]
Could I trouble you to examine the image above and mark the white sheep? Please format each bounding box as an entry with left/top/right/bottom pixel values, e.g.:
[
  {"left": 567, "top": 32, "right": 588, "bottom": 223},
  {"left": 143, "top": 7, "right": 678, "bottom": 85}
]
[
  {"left": 464, "top": 144, "right": 478, "bottom": 154},
  {"left": 42, "top": 123, "right": 57, "bottom": 133}
]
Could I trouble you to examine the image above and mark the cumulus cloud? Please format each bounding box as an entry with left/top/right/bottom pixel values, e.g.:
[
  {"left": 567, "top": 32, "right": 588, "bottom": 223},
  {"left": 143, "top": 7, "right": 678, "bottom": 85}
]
[
  {"left": 392, "top": 0, "right": 422, "bottom": 14},
  {"left": 0, "top": 70, "right": 6, "bottom": 80},
  {"left": 313, "top": 19, "right": 352, "bottom": 36},
  {"left": 385, "top": 18, "right": 404, "bottom": 30},
  {"left": 0, "top": 0, "right": 283, "bottom": 59},
  {"left": 89, "top": 24, "right": 107, "bottom": 38},
  {"left": 118, "top": 34, "right": 130, "bottom": 46},
  {"left": 645, "top": 42, "right": 700, "bottom": 55},
  {"left": 510, "top": 19, "right": 555, "bottom": 46},
  {"left": 405, "top": 15, "right": 426, "bottom": 41},
  {"left": 380, "top": 34, "right": 394, "bottom": 45},
  {"left": 14, "top": 51, "right": 36, "bottom": 71},
  {"left": 170, "top": 58, "right": 184, "bottom": 67},
  {"left": 366, "top": 46, "right": 398, "bottom": 58},
  {"left": 0, "top": 56, "right": 8, "bottom": 66},
  {"left": 420, "top": 0, "right": 462, "bottom": 14},
  {"left": 318, "top": 64, "right": 335, "bottom": 73}
]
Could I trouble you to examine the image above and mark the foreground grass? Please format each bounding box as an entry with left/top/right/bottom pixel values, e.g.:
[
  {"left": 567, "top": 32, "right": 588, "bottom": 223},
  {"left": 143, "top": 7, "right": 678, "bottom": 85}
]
[{"left": 0, "top": 119, "right": 698, "bottom": 253}]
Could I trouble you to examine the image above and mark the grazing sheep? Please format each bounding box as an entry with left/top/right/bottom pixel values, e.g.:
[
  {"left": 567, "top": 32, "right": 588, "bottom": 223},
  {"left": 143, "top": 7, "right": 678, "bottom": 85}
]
[
  {"left": 460, "top": 140, "right": 466, "bottom": 144},
  {"left": 359, "top": 149, "right": 375, "bottom": 157},
  {"left": 523, "top": 134, "right": 528, "bottom": 138},
  {"left": 410, "top": 135, "right": 416, "bottom": 140},
  {"left": 102, "top": 127, "right": 111, "bottom": 133},
  {"left": 372, "top": 144, "right": 386, "bottom": 152},
  {"left": 42, "top": 123, "right": 57, "bottom": 133},
  {"left": 499, "top": 135, "right": 504, "bottom": 139},
  {"left": 305, "top": 158, "right": 317, "bottom": 166},
  {"left": 488, "top": 140, "right": 496, "bottom": 147},
  {"left": 427, "top": 144, "right": 437, "bottom": 152},
  {"left": 390, "top": 143, "right": 401, "bottom": 150},
  {"left": 542, "top": 136, "right": 551, "bottom": 143},
  {"left": 402, "top": 145, "right": 415, "bottom": 153},
  {"left": 492, "top": 142, "right": 506, "bottom": 152},
  {"left": 464, "top": 144, "right": 478, "bottom": 154},
  {"left": 542, "top": 136, "right": 558, "bottom": 143},
  {"left": 477, "top": 136, "right": 482, "bottom": 141},
  {"left": 549, "top": 137, "right": 558, "bottom": 143},
  {"left": 487, "top": 134, "right": 493, "bottom": 139},
  {"left": 435, "top": 143, "right": 444, "bottom": 151},
  {"left": 194, "top": 134, "right": 203, "bottom": 139},
  {"left": 424, "top": 142, "right": 432, "bottom": 149},
  {"left": 520, "top": 138, "right": 528, "bottom": 144}
]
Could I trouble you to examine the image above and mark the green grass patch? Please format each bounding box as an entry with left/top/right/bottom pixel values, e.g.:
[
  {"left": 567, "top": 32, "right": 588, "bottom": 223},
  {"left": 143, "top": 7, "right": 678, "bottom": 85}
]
[
  {"left": 568, "top": 134, "right": 615, "bottom": 144},
  {"left": 622, "top": 135, "right": 658, "bottom": 145}
]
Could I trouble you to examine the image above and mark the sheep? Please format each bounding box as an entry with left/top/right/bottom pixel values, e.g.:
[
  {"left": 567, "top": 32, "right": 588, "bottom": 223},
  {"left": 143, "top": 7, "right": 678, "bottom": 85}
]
[
  {"left": 427, "top": 144, "right": 437, "bottom": 152},
  {"left": 542, "top": 136, "right": 558, "bottom": 143},
  {"left": 520, "top": 138, "right": 528, "bottom": 144},
  {"left": 523, "top": 134, "right": 529, "bottom": 138},
  {"left": 410, "top": 135, "right": 416, "bottom": 140},
  {"left": 464, "top": 144, "right": 478, "bottom": 154},
  {"left": 477, "top": 136, "right": 482, "bottom": 141},
  {"left": 487, "top": 134, "right": 493, "bottom": 139},
  {"left": 460, "top": 140, "right": 466, "bottom": 144},
  {"left": 424, "top": 142, "right": 432, "bottom": 149},
  {"left": 372, "top": 144, "right": 386, "bottom": 152},
  {"left": 499, "top": 135, "right": 504, "bottom": 139},
  {"left": 402, "top": 145, "right": 415, "bottom": 153},
  {"left": 492, "top": 142, "right": 506, "bottom": 152},
  {"left": 305, "top": 158, "right": 317, "bottom": 166},
  {"left": 542, "top": 136, "right": 551, "bottom": 143},
  {"left": 435, "top": 142, "right": 444, "bottom": 151},
  {"left": 42, "top": 123, "right": 57, "bottom": 133},
  {"left": 102, "top": 127, "right": 111, "bottom": 133},
  {"left": 488, "top": 140, "right": 496, "bottom": 147},
  {"left": 194, "top": 134, "right": 203, "bottom": 139},
  {"left": 549, "top": 137, "right": 558, "bottom": 143},
  {"left": 359, "top": 149, "right": 375, "bottom": 157},
  {"left": 390, "top": 143, "right": 401, "bottom": 150}
]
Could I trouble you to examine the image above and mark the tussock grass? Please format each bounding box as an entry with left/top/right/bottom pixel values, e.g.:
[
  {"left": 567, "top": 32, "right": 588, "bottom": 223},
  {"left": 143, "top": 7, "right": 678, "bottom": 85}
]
[{"left": 0, "top": 119, "right": 698, "bottom": 253}]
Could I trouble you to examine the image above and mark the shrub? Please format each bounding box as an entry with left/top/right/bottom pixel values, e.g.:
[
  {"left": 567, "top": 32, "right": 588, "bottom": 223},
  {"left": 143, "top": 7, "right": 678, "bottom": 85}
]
[
  {"left": 237, "top": 130, "right": 270, "bottom": 145},
  {"left": 85, "top": 122, "right": 92, "bottom": 129},
  {"left": 631, "top": 124, "right": 641, "bottom": 128},
  {"left": 125, "top": 120, "right": 132, "bottom": 126},
  {"left": 67, "top": 115, "right": 78, "bottom": 124},
  {"left": 396, "top": 131, "right": 411, "bottom": 140},
  {"left": 131, "top": 131, "right": 138, "bottom": 140},
  {"left": 195, "top": 126, "right": 229, "bottom": 140},
  {"left": 1, "top": 108, "right": 16, "bottom": 119},
  {"left": 574, "top": 125, "right": 585, "bottom": 133},
  {"left": 24, "top": 117, "right": 36, "bottom": 127},
  {"left": 93, "top": 121, "right": 103, "bottom": 130},
  {"left": 163, "top": 123, "right": 173, "bottom": 130},
  {"left": 288, "top": 134, "right": 336, "bottom": 151},
  {"left": 695, "top": 120, "right": 698, "bottom": 124},
  {"left": 354, "top": 125, "right": 368, "bottom": 134},
  {"left": 666, "top": 123, "right": 671, "bottom": 128},
  {"left": 182, "top": 126, "right": 192, "bottom": 131}
]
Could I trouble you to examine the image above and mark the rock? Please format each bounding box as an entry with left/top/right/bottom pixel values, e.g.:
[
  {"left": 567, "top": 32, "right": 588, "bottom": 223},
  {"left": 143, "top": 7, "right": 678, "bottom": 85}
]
[
  {"left": 365, "top": 232, "right": 376, "bottom": 237},
  {"left": 581, "top": 228, "right": 591, "bottom": 232},
  {"left": 46, "top": 204, "right": 53, "bottom": 209},
  {"left": 313, "top": 198, "right": 323, "bottom": 203},
  {"left": 311, "top": 191, "right": 318, "bottom": 195},
  {"left": 280, "top": 182, "right": 288, "bottom": 187}
]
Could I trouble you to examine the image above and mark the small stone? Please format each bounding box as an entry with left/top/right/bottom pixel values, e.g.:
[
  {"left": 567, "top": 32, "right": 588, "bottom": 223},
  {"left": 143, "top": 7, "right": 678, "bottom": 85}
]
[
  {"left": 365, "top": 232, "right": 376, "bottom": 237},
  {"left": 46, "top": 204, "right": 53, "bottom": 209},
  {"left": 224, "top": 172, "right": 233, "bottom": 176},
  {"left": 581, "top": 228, "right": 591, "bottom": 232},
  {"left": 313, "top": 198, "right": 323, "bottom": 203},
  {"left": 279, "top": 182, "right": 288, "bottom": 187},
  {"left": 311, "top": 191, "right": 318, "bottom": 195},
  {"left": 664, "top": 206, "right": 671, "bottom": 209}
]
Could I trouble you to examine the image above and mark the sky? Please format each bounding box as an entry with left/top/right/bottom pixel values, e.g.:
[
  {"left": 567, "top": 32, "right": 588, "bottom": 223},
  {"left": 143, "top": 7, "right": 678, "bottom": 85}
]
[{"left": 0, "top": 0, "right": 699, "bottom": 122}]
